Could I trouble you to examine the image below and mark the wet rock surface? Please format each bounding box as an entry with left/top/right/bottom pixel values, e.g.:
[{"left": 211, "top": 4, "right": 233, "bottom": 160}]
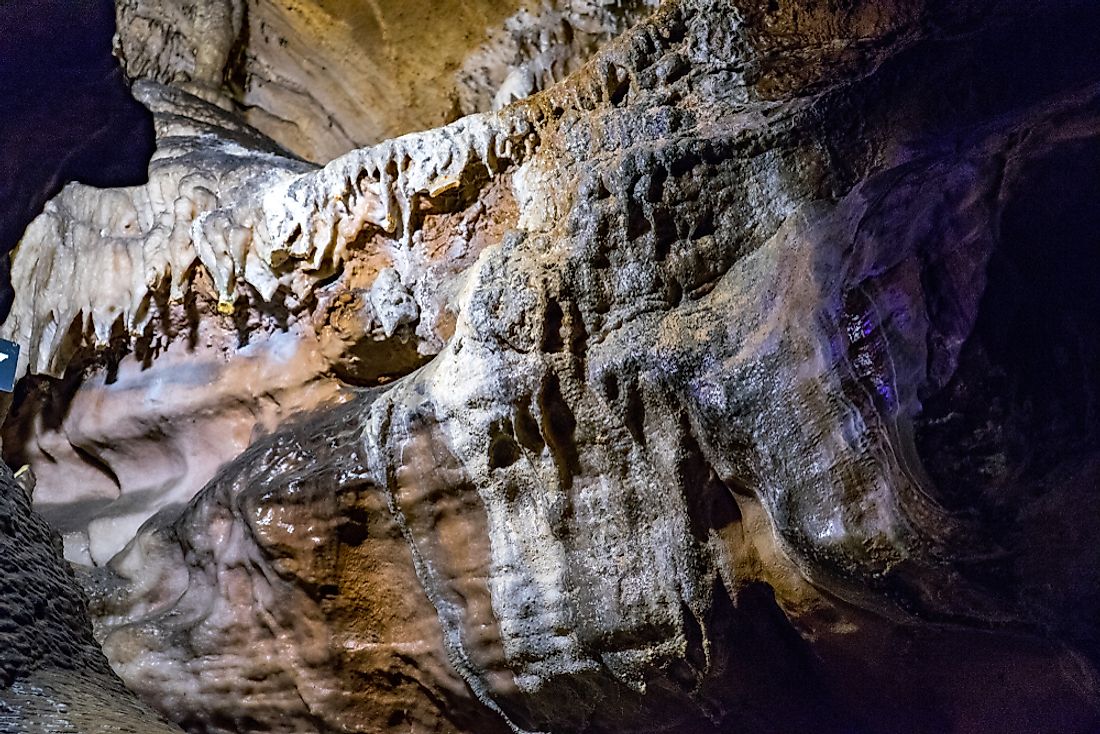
[{"left": 3, "top": 0, "right": 1100, "bottom": 732}]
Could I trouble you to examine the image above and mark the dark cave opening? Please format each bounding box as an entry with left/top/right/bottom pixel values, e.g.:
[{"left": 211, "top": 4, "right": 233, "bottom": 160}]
[
  {"left": 987, "top": 140, "right": 1100, "bottom": 476},
  {"left": 0, "top": 0, "right": 155, "bottom": 321},
  {"left": 912, "top": 135, "right": 1100, "bottom": 654},
  {"left": 916, "top": 137, "right": 1100, "bottom": 516}
]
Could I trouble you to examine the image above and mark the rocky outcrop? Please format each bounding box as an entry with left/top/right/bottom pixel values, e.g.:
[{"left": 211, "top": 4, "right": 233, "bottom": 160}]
[
  {"left": 4, "top": 0, "right": 1100, "bottom": 733},
  {"left": 1, "top": 79, "right": 522, "bottom": 564},
  {"left": 0, "top": 464, "right": 182, "bottom": 732},
  {"left": 114, "top": 0, "right": 657, "bottom": 161}
]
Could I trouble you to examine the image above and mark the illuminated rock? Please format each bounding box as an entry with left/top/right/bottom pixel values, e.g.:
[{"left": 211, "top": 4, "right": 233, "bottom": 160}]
[{"left": 4, "top": 0, "right": 1100, "bottom": 732}]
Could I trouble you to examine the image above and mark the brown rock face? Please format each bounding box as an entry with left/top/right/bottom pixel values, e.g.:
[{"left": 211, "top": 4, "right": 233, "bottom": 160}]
[
  {"left": 82, "top": 401, "right": 501, "bottom": 733},
  {"left": 4, "top": 0, "right": 1100, "bottom": 733},
  {"left": 113, "top": 0, "right": 657, "bottom": 161}
]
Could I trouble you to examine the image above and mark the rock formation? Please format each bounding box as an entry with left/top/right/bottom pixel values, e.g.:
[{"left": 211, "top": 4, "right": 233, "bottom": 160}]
[
  {"left": 0, "top": 0, "right": 154, "bottom": 321},
  {"left": 113, "top": 0, "right": 658, "bottom": 161},
  {"left": 3, "top": 0, "right": 1100, "bottom": 732},
  {"left": 0, "top": 463, "right": 182, "bottom": 732}
]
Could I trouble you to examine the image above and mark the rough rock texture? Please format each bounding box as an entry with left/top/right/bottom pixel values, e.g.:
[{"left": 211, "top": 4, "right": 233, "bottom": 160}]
[
  {"left": 1, "top": 79, "right": 521, "bottom": 563},
  {"left": 0, "top": 0, "right": 154, "bottom": 321},
  {"left": 0, "top": 464, "right": 182, "bottom": 732},
  {"left": 113, "top": 0, "right": 657, "bottom": 161},
  {"left": 4, "top": 0, "right": 1100, "bottom": 733},
  {"left": 84, "top": 400, "right": 515, "bottom": 733}
]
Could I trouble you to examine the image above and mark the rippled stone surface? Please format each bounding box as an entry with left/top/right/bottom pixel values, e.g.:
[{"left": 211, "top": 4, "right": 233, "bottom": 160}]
[
  {"left": 3, "top": 0, "right": 1100, "bottom": 732},
  {"left": 114, "top": 0, "right": 657, "bottom": 161}
]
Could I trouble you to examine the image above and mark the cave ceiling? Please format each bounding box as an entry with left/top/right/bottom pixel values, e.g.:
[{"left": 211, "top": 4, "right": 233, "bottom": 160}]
[{"left": 1, "top": 1, "right": 1100, "bottom": 733}]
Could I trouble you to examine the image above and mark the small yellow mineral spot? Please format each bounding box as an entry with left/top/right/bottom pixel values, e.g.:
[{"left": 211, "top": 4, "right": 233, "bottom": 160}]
[{"left": 429, "top": 177, "right": 461, "bottom": 198}]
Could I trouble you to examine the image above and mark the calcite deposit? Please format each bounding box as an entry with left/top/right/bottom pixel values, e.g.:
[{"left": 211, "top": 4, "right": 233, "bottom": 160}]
[
  {"left": 114, "top": 0, "right": 657, "bottom": 161},
  {"left": 3, "top": 0, "right": 1100, "bottom": 733}
]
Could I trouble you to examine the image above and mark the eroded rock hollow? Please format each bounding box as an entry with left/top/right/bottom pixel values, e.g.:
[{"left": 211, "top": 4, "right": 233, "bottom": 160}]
[{"left": 3, "top": 0, "right": 1100, "bottom": 732}]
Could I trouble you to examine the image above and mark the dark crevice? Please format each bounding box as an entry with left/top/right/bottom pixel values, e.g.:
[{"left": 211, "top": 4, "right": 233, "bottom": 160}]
[
  {"left": 537, "top": 374, "right": 581, "bottom": 489},
  {"left": 916, "top": 138, "right": 1100, "bottom": 516},
  {"left": 542, "top": 299, "right": 566, "bottom": 352},
  {"left": 513, "top": 399, "right": 546, "bottom": 455}
]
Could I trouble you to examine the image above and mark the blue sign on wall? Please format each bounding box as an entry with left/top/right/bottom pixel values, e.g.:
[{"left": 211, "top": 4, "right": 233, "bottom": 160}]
[{"left": 0, "top": 339, "right": 19, "bottom": 393}]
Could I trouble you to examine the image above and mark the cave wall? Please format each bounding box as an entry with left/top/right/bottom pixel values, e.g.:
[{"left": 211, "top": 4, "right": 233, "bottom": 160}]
[
  {"left": 2, "top": 0, "right": 1100, "bottom": 733},
  {"left": 0, "top": 463, "right": 182, "bottom": 731}
]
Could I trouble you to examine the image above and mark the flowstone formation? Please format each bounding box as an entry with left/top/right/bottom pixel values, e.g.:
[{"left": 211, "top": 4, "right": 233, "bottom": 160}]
[
  {"left": 0, "top": 0, "right": 154, "bottom": 320},
  {"left": 3, "top": 0, "right": 1100, "bottom": 733},
  {"left": 113, "top": 0, "right": 659, "bottom": 161}
]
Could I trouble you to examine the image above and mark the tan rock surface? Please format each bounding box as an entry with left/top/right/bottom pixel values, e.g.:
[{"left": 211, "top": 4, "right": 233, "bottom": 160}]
[
  {"left": 4, "top": 0, "right": 1100, "bottom": 733},
  {"left": 114, "top": 0, "right": 658, "bottom": 161}
]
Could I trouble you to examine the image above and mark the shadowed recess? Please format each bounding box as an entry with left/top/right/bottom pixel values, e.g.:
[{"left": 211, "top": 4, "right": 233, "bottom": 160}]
[{"left": 0, "top": 0, "right": 155, "bottom": 321}]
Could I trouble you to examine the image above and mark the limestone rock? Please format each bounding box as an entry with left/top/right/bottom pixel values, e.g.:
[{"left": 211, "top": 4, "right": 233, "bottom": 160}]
[
  {"left": 114, "top": 0, "right": 657, "bottom": 161},
  {"left": 0, "top": 0, "right": 153, "bottom": 322},
  {"left": 0, "top": 463, "right": 181, "bottom": 732},
  {"left": 3, "top": 0, "right": 1100, "bottom": 732},
  {"left": 1, "top": 81, "right": 524, "bottom": 565}
]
